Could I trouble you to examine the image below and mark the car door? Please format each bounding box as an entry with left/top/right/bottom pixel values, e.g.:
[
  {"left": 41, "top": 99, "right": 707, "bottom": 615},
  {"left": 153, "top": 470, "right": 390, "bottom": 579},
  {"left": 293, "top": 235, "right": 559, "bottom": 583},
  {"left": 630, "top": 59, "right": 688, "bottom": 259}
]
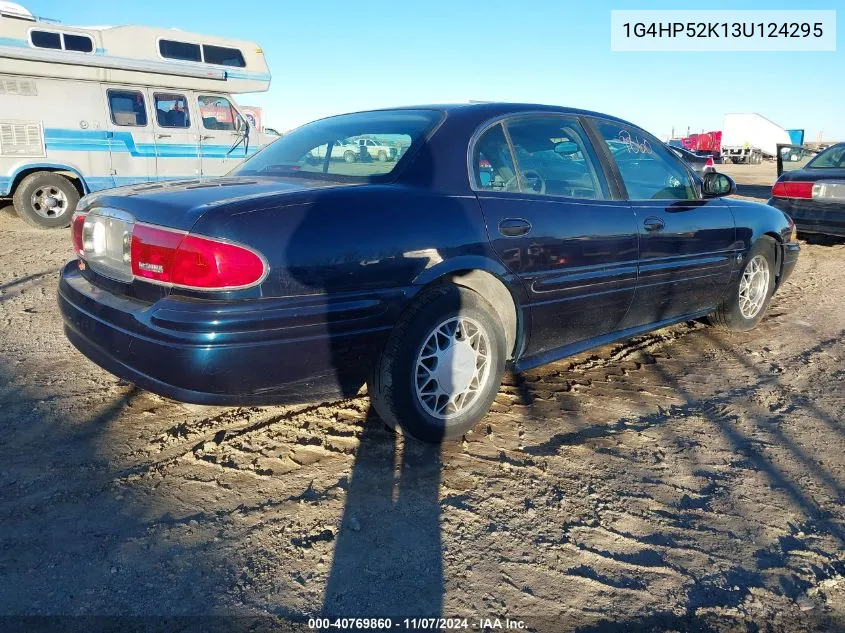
[
  {"left": 149, "top": 90, "right": 201, "bottom": 181},
  {"left": 196, "top": 94, "right": 249, "bottom": 177},
  {"left": 471, "top": 115, "right": 639, "bottom": 362},
  {"left": 590, "top": 119, "right": 736, "bottom": 327},
  {"left": 102, "top": 85, "right": 156, "bottom": 187}
]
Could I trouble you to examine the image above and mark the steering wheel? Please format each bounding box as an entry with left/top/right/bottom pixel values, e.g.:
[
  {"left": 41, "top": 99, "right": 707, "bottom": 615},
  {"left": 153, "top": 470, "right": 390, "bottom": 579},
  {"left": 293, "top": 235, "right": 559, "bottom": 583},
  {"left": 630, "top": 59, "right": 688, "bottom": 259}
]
[{"left": 504, "top": 169, "right": 546, "bottom": 195}]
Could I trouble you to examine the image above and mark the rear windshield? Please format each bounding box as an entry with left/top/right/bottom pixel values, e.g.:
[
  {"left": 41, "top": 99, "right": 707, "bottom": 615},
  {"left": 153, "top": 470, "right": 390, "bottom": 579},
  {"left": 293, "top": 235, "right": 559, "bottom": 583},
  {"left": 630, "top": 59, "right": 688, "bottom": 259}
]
[
  {"left": 232, "top": 109, "right": 443, "bottom": 182},
  {"left": 806, "top": 144, "right": 845, "bottom": 169}
]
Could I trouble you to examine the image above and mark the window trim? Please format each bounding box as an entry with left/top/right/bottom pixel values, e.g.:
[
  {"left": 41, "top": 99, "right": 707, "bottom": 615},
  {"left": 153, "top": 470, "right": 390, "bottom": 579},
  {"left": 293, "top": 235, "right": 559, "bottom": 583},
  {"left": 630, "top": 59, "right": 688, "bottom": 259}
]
[
  {"left": 153, "top": 92, "right": 192, "bottom": 129},
  {"left": 587, "top": 116, "right": 702, "bottom": 202},
  {"left": 28, "top": 28, "right": 94, "bottom": 54},
  {"left": 467, "top": 112, "right": 610, "bottom": 202},
  {"left": 106, "top": 89, "right": 149, "bottom": 128}
]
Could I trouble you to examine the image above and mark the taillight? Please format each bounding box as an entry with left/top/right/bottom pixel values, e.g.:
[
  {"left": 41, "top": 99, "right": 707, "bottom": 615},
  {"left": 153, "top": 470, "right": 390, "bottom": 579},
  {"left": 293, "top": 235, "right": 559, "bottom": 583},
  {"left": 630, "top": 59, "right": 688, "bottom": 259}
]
[
  {"left": 71, "top": 213, "right": 85, "bottom": 256},
  {"left": 772, "top": 180, "right": 813, "bottom": 199},
  {"left": 130, "top": 224, "right": 267, "bottom": 290},
  {"left": 705, "top": 157, "right": 714, "bottom": 167}
]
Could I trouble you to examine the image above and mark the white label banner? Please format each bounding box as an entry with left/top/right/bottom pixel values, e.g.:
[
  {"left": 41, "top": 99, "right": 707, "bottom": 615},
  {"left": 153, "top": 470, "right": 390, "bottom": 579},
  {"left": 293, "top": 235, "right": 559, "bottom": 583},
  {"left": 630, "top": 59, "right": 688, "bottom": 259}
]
[{"left": 611, "top": 10, "right": 836, "bottom": 52}]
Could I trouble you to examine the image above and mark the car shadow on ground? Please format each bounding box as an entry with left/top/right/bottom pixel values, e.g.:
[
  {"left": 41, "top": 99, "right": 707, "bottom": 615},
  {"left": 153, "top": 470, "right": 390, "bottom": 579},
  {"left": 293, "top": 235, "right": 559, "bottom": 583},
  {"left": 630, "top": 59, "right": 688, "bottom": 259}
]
[{"left": 732, "top": 184, "right": 772, "bottom": 201}]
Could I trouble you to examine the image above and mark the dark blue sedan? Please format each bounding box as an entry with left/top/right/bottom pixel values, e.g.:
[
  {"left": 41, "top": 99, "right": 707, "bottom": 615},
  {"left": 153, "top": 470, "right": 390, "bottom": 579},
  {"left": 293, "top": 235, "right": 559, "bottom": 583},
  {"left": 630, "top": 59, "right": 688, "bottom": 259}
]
[{"left": 59, "top": 103, "right": 799, "bottom": 443}]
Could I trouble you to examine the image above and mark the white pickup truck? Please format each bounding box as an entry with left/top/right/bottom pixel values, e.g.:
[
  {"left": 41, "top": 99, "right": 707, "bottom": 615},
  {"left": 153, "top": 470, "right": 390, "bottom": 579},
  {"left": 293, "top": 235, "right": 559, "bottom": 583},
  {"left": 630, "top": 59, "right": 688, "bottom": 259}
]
[
  {"left": 354, "top": 138, "right": 397, "bottom": 162},
  {"left": 309, "top": 139, "right": 361, "bottom": 163}
]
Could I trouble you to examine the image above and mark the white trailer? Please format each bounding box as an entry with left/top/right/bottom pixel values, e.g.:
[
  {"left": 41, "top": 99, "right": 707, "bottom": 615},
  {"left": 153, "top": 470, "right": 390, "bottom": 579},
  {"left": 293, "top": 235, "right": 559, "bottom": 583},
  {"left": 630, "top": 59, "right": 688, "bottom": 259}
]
[
  {"left": 721, "top": 113, "right": 791, "bottom": 165},
  {"left": 0, "top": 2, "right": 273, "bottom": 228}
]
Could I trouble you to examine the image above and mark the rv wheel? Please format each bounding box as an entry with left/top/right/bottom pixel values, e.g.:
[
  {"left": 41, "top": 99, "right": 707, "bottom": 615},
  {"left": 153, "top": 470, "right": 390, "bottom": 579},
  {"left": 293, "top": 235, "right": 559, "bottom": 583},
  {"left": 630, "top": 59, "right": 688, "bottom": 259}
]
[{"left": 13, "top": 172, "right": 79, "bottom": 229}]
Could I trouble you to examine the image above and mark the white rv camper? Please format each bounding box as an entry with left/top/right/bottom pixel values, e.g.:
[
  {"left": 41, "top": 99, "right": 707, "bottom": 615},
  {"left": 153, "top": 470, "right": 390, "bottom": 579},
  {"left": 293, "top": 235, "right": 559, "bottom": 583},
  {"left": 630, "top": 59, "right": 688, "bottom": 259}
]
[{"left": 0, "top": 2, "right": 272, "bottom": 228}]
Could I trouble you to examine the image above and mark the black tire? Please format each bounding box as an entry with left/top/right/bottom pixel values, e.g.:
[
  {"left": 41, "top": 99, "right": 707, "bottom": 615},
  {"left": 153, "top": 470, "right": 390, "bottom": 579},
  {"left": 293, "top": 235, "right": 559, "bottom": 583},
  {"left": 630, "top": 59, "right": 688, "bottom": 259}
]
[
  {"left": 369, "top": 285, "right": 507, "bottom": 443},
  {"left": 708, "top": 238, "right": 777, "bottom": 331},
  {"left": 12, "top": 171, "right": 79, "bottom": 229},
  {"left": 343, "top": 150, "right": 356, "bottom": 163}
]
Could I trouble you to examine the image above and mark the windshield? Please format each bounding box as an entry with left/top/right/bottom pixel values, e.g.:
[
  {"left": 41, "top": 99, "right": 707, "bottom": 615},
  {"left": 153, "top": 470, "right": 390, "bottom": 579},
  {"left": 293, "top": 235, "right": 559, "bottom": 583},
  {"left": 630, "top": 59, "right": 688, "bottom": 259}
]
[
  {"left": 232, "top": 109, "right": 442, "bottom": 181},
  {"left": 806, "top": 144, "right": 845, "bottom": 169}
]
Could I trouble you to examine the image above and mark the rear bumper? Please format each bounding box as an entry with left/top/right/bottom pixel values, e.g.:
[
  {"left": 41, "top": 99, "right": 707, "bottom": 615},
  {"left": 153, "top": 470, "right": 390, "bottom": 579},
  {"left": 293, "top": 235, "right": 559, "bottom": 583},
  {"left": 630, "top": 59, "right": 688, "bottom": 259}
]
[
  {"left": 58, "top": 261, "right": 402, "bottom": 405},
  {"left": 769, "top": 197, "right": 845, "bottom": 237}
]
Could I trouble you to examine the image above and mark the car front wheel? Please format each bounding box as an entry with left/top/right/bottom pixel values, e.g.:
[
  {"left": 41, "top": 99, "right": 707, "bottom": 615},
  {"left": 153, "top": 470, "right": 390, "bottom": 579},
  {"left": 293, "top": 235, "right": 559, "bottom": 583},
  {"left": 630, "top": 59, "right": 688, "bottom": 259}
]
[
  {"left": 369, "top": 285, "right": 507, "bottom": 443},
  {"left": 708, "top": 238, "right": 777, "bottom": 331}
]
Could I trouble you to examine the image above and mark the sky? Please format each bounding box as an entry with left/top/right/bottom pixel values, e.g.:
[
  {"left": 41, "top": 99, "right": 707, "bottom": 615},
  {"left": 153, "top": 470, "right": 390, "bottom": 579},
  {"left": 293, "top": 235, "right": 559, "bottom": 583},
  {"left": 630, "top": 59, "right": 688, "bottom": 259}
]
[{"left": 23, "top": 0, "right": 843, "bottom": 141}]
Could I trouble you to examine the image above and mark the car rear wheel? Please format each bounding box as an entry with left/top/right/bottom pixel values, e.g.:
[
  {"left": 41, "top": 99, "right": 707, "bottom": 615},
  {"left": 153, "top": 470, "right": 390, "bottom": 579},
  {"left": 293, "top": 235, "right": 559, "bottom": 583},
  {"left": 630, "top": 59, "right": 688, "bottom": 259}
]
[
  {"left": 708, "top": 238, "right": 776, "bottom": 331},
  {"left": 377, "top": 150, "right": 387, "bottom": 162},
  {"left": 369, "top": 285, "right": 507, "bottom": 443},
  {"left": 12, "top": 171, "right": 79, "bottom": 229},
  {"left": 343, "top": 150, "right": 356, "bottom": 163}
]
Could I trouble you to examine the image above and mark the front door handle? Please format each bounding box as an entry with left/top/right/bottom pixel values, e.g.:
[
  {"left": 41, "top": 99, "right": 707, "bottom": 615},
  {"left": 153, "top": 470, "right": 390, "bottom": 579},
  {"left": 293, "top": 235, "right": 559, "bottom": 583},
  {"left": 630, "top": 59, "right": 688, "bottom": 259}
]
[
  {"left": 200, "top": 135, "right": 214, "bottom": 141},
  {"left": 498, "top": 218, "right": 532, "bottom": 237},
  {"left": 157, "top": 134, "right": 172, "bottom": 139},
  {"left": 643, "top": 217, "right": 665, "bottom": 232}
]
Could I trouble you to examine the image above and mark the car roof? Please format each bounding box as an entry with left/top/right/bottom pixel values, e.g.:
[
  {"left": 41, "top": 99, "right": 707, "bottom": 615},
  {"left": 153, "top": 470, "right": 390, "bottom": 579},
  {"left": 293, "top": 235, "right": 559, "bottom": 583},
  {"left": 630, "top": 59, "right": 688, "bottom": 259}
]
[{"left": 317, "top": 102, "right": 639, "bottom": 130}]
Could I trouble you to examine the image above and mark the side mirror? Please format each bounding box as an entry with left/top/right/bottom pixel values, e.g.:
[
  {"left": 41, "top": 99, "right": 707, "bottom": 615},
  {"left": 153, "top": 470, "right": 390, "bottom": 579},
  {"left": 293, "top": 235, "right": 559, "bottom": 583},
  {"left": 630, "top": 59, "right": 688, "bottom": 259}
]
[
  {"left": 234, "top": 114, "right": 247, "bottom": 134},
  {"left": 702, "top": 171, "right": 736, "bottom": 198}
]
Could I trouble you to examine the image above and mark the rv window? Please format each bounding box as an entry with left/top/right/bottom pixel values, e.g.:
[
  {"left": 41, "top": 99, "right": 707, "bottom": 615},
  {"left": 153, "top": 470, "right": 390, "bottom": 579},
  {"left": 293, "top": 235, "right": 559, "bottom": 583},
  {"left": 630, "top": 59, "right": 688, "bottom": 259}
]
[
  {"left": 108, "top": 90, "right": 147, "bottom": 127},
  {"left": 154, "top": 93, "right": 191, "bottom": 128},
  {"left": 202, "top": 45, "right": 246, "bottom": 68},
  {"left": 159, "top": 39, "right": 201, "bottom": 63},
  {"left": 30, "top": 30, "right": 61, "bottom": 50},
  {"left": 63, "top": 33, "right": 93, "bottom": 53},
  {"left": 198, "top": 95, "right": 239, "bottom": 131}
]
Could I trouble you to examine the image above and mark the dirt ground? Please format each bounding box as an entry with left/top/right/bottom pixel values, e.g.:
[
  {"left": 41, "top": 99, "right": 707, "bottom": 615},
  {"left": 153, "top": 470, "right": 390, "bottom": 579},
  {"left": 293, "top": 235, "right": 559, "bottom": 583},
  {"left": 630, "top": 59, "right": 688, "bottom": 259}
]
[{"left": 1, "top": 164, "right": 844, "bottom": 632}]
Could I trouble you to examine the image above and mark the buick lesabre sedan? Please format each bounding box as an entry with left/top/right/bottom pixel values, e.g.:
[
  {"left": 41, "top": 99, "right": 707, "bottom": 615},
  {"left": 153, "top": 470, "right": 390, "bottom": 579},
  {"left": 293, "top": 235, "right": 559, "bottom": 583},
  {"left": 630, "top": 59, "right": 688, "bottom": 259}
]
[{"left": 59, "top": 103, "right": 800, "bottom": 443}]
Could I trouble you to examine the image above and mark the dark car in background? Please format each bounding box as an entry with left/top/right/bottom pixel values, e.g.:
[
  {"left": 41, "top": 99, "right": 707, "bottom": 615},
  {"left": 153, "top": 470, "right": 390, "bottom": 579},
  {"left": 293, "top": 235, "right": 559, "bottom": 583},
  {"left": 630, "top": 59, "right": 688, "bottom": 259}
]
[
  {"left": 668, "top": 144, "right": 716, "bottom": 177},
  {"left": 59, "top": 103, "right": 799, "bottom": 443},
  {"left": 770, "top": 142, "right": 845, "bottom": 237}
]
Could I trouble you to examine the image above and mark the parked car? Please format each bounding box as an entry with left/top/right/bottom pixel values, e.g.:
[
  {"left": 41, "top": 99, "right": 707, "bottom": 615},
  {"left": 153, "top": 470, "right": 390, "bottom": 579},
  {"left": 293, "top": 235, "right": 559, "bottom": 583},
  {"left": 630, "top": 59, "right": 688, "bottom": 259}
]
[
  {"left": 353, "top": 138, "right": 398, "bottom": 162},
  {"left": 59, "top": 103, "right": 800, "bottom": 443},
  {"left": 307, "top": 138, "right": 361, "bottom": 163},
  {"left": 668, "top": 144, "right": 716, "bottom": 176},
  {"left": 769, "top": 142, "right": 845, "bottom": 237}
]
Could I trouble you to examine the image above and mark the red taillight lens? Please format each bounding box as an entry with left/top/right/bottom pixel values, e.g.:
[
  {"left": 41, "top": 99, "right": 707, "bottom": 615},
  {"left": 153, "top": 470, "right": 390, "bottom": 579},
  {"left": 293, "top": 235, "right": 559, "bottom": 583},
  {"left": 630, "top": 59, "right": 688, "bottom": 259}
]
[
  {"left": 130, "top": 224, "right": 266, "bottom": 290},
  {"left": 71, "top": 213, "right": 86, "bottom": 257},
  {"left": 705, "top": 157, "right": 714, "bottom": 167},
  {"left": 170, "top": 235, "right": 267, "bottom": 289},
  {"left": 772, "top": 180, "right": 813, "bottom": 199}
]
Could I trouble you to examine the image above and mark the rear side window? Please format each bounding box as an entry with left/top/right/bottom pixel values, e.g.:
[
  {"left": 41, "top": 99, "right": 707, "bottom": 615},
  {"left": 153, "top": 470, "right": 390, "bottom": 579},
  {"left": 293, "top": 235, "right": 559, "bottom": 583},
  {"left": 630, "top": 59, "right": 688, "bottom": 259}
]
[
  {"left": 807, "top": 145, "right": 845, "bottom": 169},
  {"left": 108, "top": 90, "right": 147, "bottom": 127},
  {"left": 471, "top": 123, "right": 517, "bottom": 190},
  {"left": 30, "top": 30, "right": 61, "bottom": 50},
  {"left": 202, "top": 44, "right": 246, "bottom": 67},
  {"left": 504, "top": 116, "right": 606, "bottom": 199},
  {"left": 597, "top": 121, "right": 696, "bottom": 200},
  {"left": 30, "top": 30, "right": 94, "bottom": 53},
  {"left": 63, "top": 33, "right": 93, "bottom": 53},
  {"left": 154, "top": 93, "right": 191, "bottom": 128},
  {"left": 159, "top": 39, "right": 201, "bottom": 62}
]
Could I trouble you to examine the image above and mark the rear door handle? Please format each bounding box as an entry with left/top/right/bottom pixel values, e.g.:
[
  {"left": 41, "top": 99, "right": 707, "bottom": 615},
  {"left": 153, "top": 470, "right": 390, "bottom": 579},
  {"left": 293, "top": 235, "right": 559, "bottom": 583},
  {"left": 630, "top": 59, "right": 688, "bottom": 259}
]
[
  {"left": 157, "top": 134, "right": 172, "bottom": 139},
  {"left": 498, "top": 218, "right": 532, "bottom": 237},
  {"left": 643, "top": 217, "right": 665, "bottom": 232},
  {"left": 200, "top": 135, "right": 213, "bottom": 141}
]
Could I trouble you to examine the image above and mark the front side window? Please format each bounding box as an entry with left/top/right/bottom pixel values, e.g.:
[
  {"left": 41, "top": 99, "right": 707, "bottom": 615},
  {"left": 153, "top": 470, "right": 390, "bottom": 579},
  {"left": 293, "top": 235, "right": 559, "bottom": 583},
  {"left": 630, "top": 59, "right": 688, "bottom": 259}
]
[
  {"left": 202, "top": 44, "right": 246, "bottom": 67},
  {"left": 504, "top": 116, "right": 605, "bottom": 199},
  {"left": 154, "top": 93, "right": 191, "bottom": 128},
  {"left": 159, "top": 39, "right": 201, "bottom": 62},
  {"left": 198, "top": 95, "right": 239, "bottom": 131},
  {"left": 108, "top": 90, "right": 147, "bottom": 127},
  {"left": 233, "top": 109, "right": 442, "bottom": 181},
  {"left": 597, "top": 121, "right": 696, "bottom": 200}
]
